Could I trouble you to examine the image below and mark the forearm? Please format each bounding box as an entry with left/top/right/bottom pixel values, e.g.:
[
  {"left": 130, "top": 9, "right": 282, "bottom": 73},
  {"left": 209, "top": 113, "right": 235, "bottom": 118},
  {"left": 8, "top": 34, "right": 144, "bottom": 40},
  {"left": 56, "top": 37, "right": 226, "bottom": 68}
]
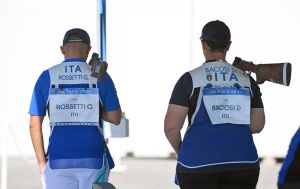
[
  {"left": 250, "top": 108, "right": 265, "bottom": 133},
  {"left": 164, "top": 128, "right": 182, "bottom": 155},
  {"left": 164, "top": 104, "right": 188, "bottom": 155},
  {"left": 29, "top": 116, "right": 47, "bottom": 166}
]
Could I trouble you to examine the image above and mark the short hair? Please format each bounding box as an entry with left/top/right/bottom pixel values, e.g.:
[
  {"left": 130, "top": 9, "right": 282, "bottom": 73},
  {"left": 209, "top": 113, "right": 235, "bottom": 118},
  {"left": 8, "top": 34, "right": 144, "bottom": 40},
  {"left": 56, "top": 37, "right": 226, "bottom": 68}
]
[{"left": 201, "top": 34, "right": 231, "bottom": 52}]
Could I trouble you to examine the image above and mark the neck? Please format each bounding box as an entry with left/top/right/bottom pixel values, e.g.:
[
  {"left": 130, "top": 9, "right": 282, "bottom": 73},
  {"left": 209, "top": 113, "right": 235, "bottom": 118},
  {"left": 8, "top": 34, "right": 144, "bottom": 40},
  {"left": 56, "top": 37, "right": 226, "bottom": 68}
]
[
  {"left": 204, "top": 52, "right": 226, "bottom": 62},
  {"left": 61, "top": 44, "right": 90, "bottom": 62},
  {"left": 64, "top": 53, "right": 87, "bottom": 61}
]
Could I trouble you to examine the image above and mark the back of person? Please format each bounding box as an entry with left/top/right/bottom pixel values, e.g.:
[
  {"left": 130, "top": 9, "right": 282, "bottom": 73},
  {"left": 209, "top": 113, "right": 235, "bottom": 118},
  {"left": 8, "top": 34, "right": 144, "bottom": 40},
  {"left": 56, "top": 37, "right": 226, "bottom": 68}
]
[
  {"left": 164, "top": 20, "right": 265, "bottom": 189},
  {"left": 29, "top": 28, "right": 121, "bottom": 189},
  {"left": 47, "top": 60, "right": 108, "bottom": 169},
  {"left": 177, "top": 60, "right": 259, "bottom": 169}
]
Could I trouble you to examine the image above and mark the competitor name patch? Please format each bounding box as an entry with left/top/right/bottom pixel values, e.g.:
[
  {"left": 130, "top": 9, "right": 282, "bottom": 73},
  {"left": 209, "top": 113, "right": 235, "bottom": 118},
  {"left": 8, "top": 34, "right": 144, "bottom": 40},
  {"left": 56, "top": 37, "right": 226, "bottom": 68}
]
[
  {"left": 203, "top": 87, "right": 250, "bottom": 125},
  {"left": 49, "top": 88, "right": 99, "bottom": 126}
]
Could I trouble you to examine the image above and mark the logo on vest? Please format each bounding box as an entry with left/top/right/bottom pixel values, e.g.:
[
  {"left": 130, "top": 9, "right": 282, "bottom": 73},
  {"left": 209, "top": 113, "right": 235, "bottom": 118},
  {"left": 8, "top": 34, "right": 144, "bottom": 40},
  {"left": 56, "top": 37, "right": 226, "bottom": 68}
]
[
  {"left": 205, "top": 66, "right": 238, "bottom": 82},
  {"left": 207, "top": 74, "right": 212, "bottom": 81}
]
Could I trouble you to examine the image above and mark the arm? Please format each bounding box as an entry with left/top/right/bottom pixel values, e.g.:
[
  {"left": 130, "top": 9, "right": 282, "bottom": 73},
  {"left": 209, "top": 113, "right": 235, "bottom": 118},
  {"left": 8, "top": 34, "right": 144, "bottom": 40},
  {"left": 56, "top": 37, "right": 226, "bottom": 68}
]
[
  {"left": 250, "top": 108, "right": 265, "bottom": 133},
  {"left": 248, "top": 75, "right": 265, "bottom": 134},
  {"left": 164, "top": 104, "right": 188, "bottom": 155},
  {"left": 102, "top": 109, "right": 122, "bottom": 125},
  {"left": 98, "top": 73, "right": 122, "bottom": 125},
  {"left": 29, "top": 116, "right": 47, "bottom": 173}
]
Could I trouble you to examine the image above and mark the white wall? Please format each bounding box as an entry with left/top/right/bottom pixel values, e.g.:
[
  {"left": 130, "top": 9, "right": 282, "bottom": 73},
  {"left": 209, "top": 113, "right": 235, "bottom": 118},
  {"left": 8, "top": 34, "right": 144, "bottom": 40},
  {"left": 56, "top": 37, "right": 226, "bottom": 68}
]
[{"left": 0, "top": 0, "right": 299, "bottom": 158}]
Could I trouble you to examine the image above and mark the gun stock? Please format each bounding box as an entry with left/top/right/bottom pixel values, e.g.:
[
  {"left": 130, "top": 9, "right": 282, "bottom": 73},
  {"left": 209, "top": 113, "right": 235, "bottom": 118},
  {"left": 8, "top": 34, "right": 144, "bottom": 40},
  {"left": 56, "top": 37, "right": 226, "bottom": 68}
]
[{"left": 232, "top": 57, "right": 292, "bottom": 86}]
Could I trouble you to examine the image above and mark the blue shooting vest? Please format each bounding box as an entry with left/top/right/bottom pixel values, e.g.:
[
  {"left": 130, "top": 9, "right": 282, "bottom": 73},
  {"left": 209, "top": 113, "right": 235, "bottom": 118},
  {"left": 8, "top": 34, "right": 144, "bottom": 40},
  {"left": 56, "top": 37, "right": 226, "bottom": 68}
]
[
  {"left": 178, "top": 60, "right": 259, "bottom": 169},
  {"left": 47, "top": 60, "right": 107, "bottom": 169}
]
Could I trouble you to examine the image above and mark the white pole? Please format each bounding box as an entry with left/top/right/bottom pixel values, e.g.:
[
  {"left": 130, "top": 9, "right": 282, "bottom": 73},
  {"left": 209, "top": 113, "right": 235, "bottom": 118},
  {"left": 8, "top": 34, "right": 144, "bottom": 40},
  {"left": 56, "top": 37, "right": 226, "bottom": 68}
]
[
  {"left": 190, "top": 0, "right": 195, "bottom": 67},
  {"left": 1, "top": 121, "right": 8, "bottom": 189}
]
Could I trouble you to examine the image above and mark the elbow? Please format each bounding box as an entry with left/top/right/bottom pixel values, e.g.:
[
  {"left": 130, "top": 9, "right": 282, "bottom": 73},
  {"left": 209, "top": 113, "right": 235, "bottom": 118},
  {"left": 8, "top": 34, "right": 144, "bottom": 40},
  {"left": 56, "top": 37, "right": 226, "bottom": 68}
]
[
  {"left": 164, "top": 124, "right": 180, "bottom": 137},
  {"left": 110, "top": 113, "right": 122, "bottom": 125},
  {"left": 29, "top": 123, "right": 42, "bottom": 137},
  {"left": 29, "top": 116, "right": 43, "bottom": 134},
  {"left": 106, "top": 117, "right": 121, "bottom": 125},
  {"left": 113, "top": 118, "right": 121, "bottom": 126},
  {"left": 250, "top": 108, "right": 265, "bottom": 134},
  {"left": 251, "top": 125, "right": 264, "bottom": 134},
  {"left": 106, "top": 119, "right": 121, "bottom": 126},
  {"left": 164, "top": 121, "right": 171, "bottom": 136},
  {"left": 29, "top": 123, "right": 34, "bottom": 130},
  {"left": 29, "top": 123, "right": 38, "bottom": 132},
  {"left": 102, "top": 110, "right": 122, "bottom": 125},
  {"left": 164, "top": 126, "right": 170, "bottom": 136},
  {"left": 250, "top": 121, "right": 265, "bottom": 134},
  {"left": 113, "top": 111, "right": 122, "bottom": 125}
]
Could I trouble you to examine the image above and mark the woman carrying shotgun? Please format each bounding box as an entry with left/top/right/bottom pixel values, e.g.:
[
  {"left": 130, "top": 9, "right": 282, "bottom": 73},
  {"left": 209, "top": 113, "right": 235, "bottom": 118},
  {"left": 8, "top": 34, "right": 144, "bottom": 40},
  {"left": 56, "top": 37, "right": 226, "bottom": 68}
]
[{"left": 164, "top": 20, "right": 265, "bottom": 189}]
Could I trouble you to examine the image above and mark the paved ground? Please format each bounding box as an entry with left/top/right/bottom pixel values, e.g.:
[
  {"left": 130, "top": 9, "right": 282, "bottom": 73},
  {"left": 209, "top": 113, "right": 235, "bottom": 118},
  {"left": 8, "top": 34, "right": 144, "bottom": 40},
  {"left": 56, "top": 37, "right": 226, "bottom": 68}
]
[{"left": 0, "top": 157, "right": 281, "bottom": 189}]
